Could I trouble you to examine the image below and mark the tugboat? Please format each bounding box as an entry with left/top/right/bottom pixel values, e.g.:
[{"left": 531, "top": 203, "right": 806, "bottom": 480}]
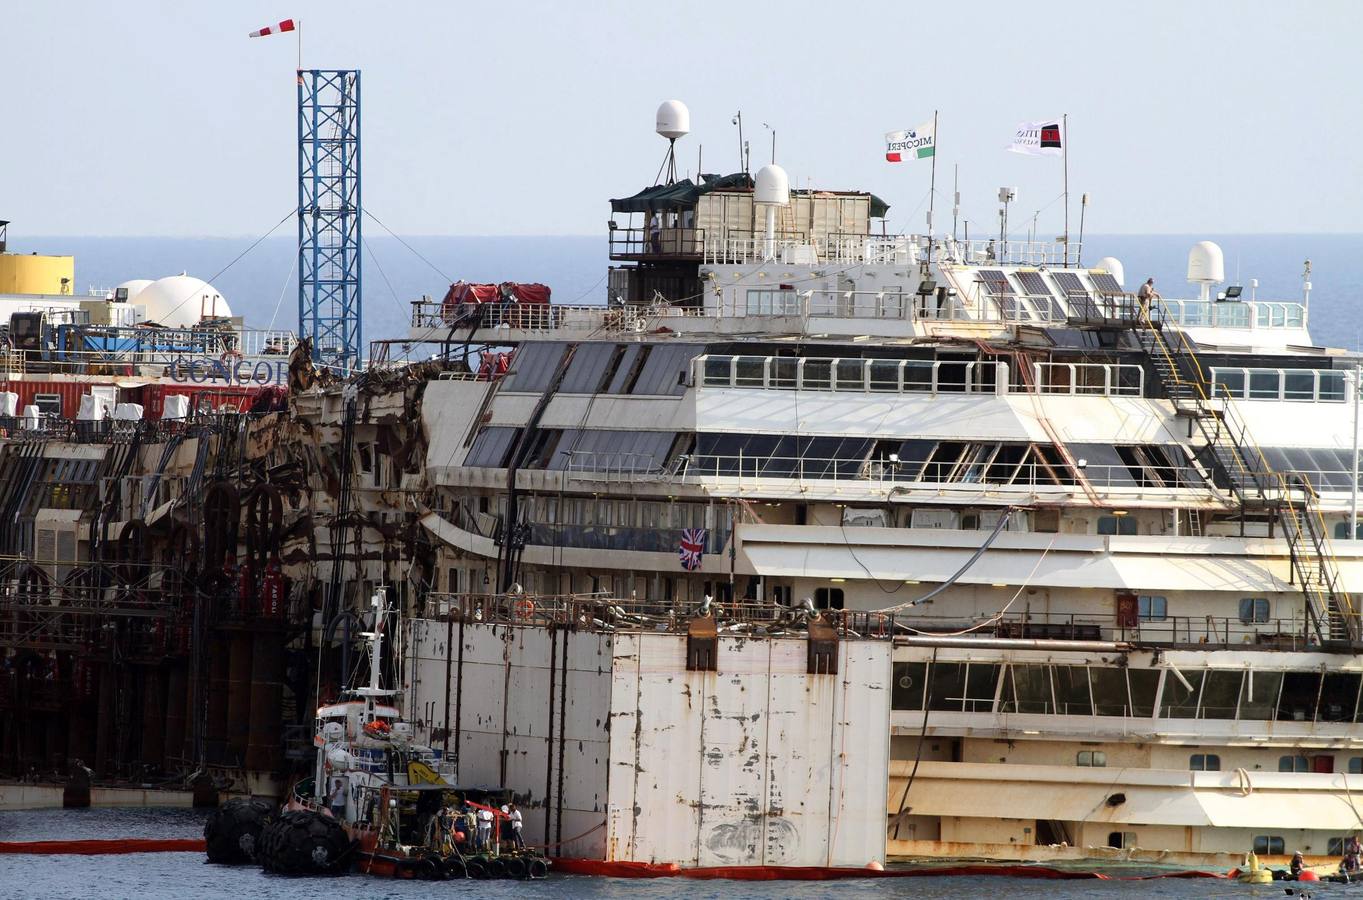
[{"left": 251, "top": 589, "right": 548, "bottom": 879}]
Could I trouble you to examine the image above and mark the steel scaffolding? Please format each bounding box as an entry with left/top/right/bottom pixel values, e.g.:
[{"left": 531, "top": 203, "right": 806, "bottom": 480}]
[{"left": 297, "top": 69, "right": 362, "bottom": 374}]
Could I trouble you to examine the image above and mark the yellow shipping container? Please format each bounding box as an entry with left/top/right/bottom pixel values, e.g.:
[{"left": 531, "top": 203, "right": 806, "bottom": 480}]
[{"left": 0, "top": 253, "right": 75, "bottom": 295}]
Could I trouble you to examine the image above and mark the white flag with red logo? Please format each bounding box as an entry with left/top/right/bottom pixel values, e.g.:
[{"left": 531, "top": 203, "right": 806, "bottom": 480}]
[
  {"left": 249, "top": 19, "right": 295, "bottom": 38},
  {"left": 1007, "top": 118, "right": 1064, "bottom": 156}
]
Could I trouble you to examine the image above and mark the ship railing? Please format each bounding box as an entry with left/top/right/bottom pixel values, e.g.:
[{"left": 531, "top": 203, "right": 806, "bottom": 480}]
[
  {"left": 562, "top": 451, "right": 670, "bottom": 482},
  {"left": 608, "top": 225, "right": 706, "bottom": 258},
  {"left": 1, "top": 408, "right": 263, "bottom": 444},
  {"left": 1032, "top": 362, "right": 1145, "bottom": 397},
  {"left": 410, "top": 300, "right": 625, "bottom": 333},
  {"left": 677, "top": 453, "right": 1201, "bottom": 492},
  {"left": 937, "top": 238, "right": 1080, "bottom": 267},
  {"left": 0, "top": 346, "right": 292, "bottom": 379},
  {"left": 1159, "top": 298, "right": 1306, "bottom": 331},
  {"left": 1209, "top": 366, "right": 1349, "bottom": 403},
  {"left": 694, "top": 355, "right": 1006, "bottom": 394},
  {"left": 415, "top": 594, "right": 1317, "bottom": 650}
]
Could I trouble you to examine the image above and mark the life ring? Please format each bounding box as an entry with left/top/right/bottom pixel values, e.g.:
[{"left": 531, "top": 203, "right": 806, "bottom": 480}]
[{"left": 513, "top": 598, "right": 536, "bottom": 619}]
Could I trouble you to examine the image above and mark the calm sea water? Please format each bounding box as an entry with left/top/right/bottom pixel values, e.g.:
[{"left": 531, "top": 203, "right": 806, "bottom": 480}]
[
  {"left": 0, "top": 808, "right": 1269, "bottom": 900},
  {"left": 18, "top": 233, "right": 1363, "bottom": 351}
]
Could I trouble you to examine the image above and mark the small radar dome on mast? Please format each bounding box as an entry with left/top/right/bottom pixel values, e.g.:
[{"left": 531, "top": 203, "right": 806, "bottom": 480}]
[
  {"left": 656, "top": 100, "right": 690, "bottom": 140},
  {"left": 755, "top": 164, "right": 790, "bottom": 206},
  {"left": 1187, "top": 240, "right": 1225, "bottom": 301}
]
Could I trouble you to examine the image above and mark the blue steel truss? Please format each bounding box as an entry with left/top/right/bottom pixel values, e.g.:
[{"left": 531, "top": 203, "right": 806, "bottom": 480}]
[{"left": 298, "top": 69, "right": 362, "bottom": 373}]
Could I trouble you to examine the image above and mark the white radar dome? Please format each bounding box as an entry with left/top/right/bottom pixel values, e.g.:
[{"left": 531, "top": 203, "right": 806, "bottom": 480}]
[
  {"left": 655, "top": 100, "right": 690, "bottom": 140},
  {"left": 1093, "top": 257, "right": 1124, "bottom": 288},
  {"left": 114, "top": 279, "right": 153, "bottom": 302},
  {"left": 755, "top": 164, "right": 790, "bottom": 205},
  {"left": 134, "top": 275, "right": 232, "bottom": 329},
  {"left": 1187, "top": 241, "right": 1225, "bottom": 284}
]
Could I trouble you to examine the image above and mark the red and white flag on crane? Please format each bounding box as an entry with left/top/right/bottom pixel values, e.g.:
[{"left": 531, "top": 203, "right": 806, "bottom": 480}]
[{"left": 248, "top": 19, "right": 295, "bottom": 38}]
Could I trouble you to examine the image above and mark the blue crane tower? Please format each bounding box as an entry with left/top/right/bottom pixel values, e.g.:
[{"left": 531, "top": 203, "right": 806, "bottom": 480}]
[{"left": 297, "top": 69, "right": 362, "bottom": 373}]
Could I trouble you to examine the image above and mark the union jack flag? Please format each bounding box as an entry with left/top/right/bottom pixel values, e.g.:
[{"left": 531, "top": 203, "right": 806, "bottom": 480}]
[{"left": 678, "top": 528, "right": 707, "bottom": 571}]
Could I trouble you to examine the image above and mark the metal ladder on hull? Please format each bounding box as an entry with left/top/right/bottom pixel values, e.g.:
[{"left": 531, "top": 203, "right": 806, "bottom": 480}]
[{"left": 1134, "top": 304, "right": 1356, "bottom": 644}]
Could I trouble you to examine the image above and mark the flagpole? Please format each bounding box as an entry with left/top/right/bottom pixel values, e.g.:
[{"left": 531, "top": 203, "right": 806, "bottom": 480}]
[
  {"left": 1062, "top": 112, "right": 1069, "bottom": 266},
  {"left": 297, "top": 19, "right": 302, "bottom": 70},
  {"left": 926, "top": 110, "right": 938, "bottom": 266}
]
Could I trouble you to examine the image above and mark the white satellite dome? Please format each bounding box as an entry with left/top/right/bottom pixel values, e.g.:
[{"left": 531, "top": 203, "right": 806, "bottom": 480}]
[
  {"left": 655, "top": 100, "right": 690, "bottom": 140},
  {"left": 1093, "top": 257, "right": 1124, "bottom": 288},
  {"left": 114, "top": 279, "right": 153, "bottom": 302},
  {"left": 134, "top": 274, "right": 232, "bottom": 329},
  {"left": 754, "top": 164, "right": 790, "bottom": 205},
  {"left": 1187, "top": 241, "right": 1225, "bottom": 284}
]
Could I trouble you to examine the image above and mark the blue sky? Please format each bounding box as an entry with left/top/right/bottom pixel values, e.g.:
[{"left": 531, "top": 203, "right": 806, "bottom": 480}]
[{"left": 3, "top": 0, "right": 1360, "bottom": 237}]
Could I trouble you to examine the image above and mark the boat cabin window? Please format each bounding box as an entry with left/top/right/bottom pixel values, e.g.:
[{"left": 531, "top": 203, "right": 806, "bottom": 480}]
[
  {"left": 1107, "top": 832, "right": 1136, "bottom": 849},
  {"left": 1350, "top": 758, "right": 1363, "bottom": 775},
  {"left": 1189, "top": 753, "right": 1220, "bottom": 771},
  {"left": 813, "top": 587, "right": 844, "bottom": 610},
  {"left": 1253, "top": 836, "right": 1285, "bottom": 855},
  {"left": 1096, "top": 515, "right": 1137, "bottom": 536},
  {"left": 1238, "top": 597, "right": 1270, "bottom": 624},
  {"left": 1137, "top": 595, "right": 1167, "bottom": 621},
  {"left": 1279, "top": 755, "right": 1310, "bottom": 773},
  {"left": 1076, "top": 750, "right": 1107, "bottom": 767},
  {"left": 891, "top": 662, "right": 927, "bottom": 710},
  {"left": 1336, "top": 521, "right": 1363, "bottom": 540}
]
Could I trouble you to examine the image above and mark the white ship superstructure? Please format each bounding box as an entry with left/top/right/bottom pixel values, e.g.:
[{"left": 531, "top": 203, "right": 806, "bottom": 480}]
[{"left": 400, "top": 104, "right": 1363, "bottom": 863}]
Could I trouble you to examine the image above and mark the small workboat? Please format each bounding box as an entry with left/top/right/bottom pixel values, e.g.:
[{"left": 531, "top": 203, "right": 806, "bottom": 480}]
[{"left": 256, "top": 589, "right": 549, "bottom": 879}]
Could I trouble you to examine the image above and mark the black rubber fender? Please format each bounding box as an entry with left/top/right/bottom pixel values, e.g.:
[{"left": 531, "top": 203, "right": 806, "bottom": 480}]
[
  {"left": 485, "top": 856, "right": 507, "bottom": 878},
  {"left": 502, "top": 855, "right": 528, "bottom": 879},
  {"left": 257, "top": 809, "right": 351, "bottom": 875},
  {"left": 527, "top": 857, "right": 549, "bottom": 879},
  {"left": 443, "top": 857, "right": 467, "bottom": 880},
  {"left": 465, "top": 858, "right": 488, "bottom": 880},
  {"left": 204, "top": 796, "right": 278, "bottom": 864}
]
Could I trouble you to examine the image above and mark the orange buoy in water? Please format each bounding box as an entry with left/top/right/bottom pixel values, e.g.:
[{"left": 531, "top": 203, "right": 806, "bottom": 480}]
[
  {"left": 1299, "top": 870, "right": 1320, "bottom": 881},
  {"left": 865, "top": 860, "right": 885, "bottom": 871}
]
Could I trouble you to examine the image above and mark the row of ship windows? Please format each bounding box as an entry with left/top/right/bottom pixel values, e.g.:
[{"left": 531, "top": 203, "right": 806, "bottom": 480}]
[
  {"left": 461, "top": 426, "right": 1363, "bottom": 497},
  {"left": 1109, "top": 834, "right": 1341, "bottom": 856},
  {"left": 892, "top": 661, "right": 1363, "bottom": 722},
  {"left": 697, "top": 354, "right": 1348, "bottom": 403},
  {"left": 1076, "top": 750, "right": 1360, "bottom": 774},
  {"left": 1132, "top": 595, "right": 1271, "bottom": 624}
]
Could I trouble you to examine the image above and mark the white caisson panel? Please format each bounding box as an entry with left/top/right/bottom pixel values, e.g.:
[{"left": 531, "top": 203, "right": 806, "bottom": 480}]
[{"left": 606, "top": 632, "right": 891, "bottom": 866}]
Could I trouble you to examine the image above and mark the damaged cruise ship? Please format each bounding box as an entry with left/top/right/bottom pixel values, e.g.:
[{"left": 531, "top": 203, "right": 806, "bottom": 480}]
[{"left": 4, "top": 99, "right": 1363, "bottom": 871}]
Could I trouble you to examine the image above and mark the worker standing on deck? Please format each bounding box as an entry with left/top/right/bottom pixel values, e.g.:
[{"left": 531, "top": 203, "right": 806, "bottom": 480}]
[
  {"left": 328, "top": 778, "right": 346, "bottom": 820},
  {"left": 509, "top": 802, "right": 525, "bottom": 850},
  {"left": 477, "top": 805, "right": 494, "bottom": 849},
  {"left": 1137, "top": 278, "right": 1160, "bottom": 308}
]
